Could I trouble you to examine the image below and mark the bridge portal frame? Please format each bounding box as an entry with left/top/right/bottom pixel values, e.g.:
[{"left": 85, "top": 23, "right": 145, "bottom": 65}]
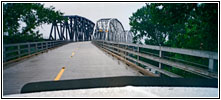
[{"left": 49, "top": 15, "right": 95, "bottom": 42}]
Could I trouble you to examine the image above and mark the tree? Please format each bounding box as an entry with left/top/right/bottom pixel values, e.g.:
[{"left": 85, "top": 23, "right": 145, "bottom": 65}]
[
  {"left": 3, "top": 3, "right": 64, "bottom": 44},
  {"left": 129, "top": 3, "right": 218, "bottom": 52}
]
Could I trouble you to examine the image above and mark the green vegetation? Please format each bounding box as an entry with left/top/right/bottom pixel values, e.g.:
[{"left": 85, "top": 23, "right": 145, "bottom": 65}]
[
  {"left": 3, "top": 3, "right": 64, "bottom": 44},
  {"left": 129, "top": 3, "right": 218, "bottom": 78},
  {"left": 130, "top": 3, "right": 218, "bottom": 52}
]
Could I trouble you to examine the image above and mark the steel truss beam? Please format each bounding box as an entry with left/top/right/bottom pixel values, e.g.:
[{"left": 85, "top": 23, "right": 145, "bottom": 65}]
[
  {"left": 93, "top": 18, "right": 133, "bottom": 43},
  {"left": 49, "top": 15, "right": 95, "bottom": 41}
]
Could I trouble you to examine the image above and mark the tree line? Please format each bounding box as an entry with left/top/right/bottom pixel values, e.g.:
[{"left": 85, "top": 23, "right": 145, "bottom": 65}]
[
  {"left": 129, "top": 3, "right": 218, "bottom": 52},
  {"left": 3, "top": 3, "right": 63, "bottom": 44}
]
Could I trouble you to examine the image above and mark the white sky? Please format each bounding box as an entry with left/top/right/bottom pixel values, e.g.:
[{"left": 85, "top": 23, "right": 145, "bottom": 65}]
[{"left": 38, "top": 3, "right": 145, "bottom": 38}]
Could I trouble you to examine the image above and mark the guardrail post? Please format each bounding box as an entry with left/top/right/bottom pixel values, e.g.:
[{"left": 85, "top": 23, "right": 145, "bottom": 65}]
[
  {"left": 18, "top": 45, "right": 21, "bottom": 58},
  {"left": 58, "top": 41, "right": 60, "bottom": 46},
  {"left": 118, "top": 44, "right": 120, "bottom": 53},
  {"left": 132, "top": 46, "right": 135, "bottom": 64},
  {"left": 137, "top": 44, "right": 139, "bottom": 65},
  {"left": 126, "top": 45, "right": 128, "bottom": 59},
  {"left": 47, "top": 42, "right": 50, "bottom": 49},
  {"left": 209, "top": 58, "right": 214, "bottom": 72},
  {"left": 28, "top": 43, "right": 31, "bottom": 54},
  {"left": 159, "top": 46, "right": 162, "bottom": 69},
  {"left": 124, "top": 45, "right": 126, "bottom": 60},
  {"left": 52, "top": 41, "right": 54, "bottom": 47},
  {"left": 102, "top": 41, "right": 104, "bottom": 48},
  {"left": 118, "top": 43, "right": 120, "bottom": 55},
  {"left": 41, "top": 42, "right": 43, "bottom": 50},
  {"left": 46, "top": 42, "right": 48, "bottom": 50},
  {"left": 54, "top": 41, "right": 56, "bottom": 47},
  {"left": 35, "top": 43, "right": 38, "bottom": 52},
  {"left": 49, "top": 42, "right": 52, "bottom": 48},
  {"left": 110, "top": 42, "right": 112, "bottom": 50},
  {"left": 155, "top": 45, "right": 162, "bottom": 76}
]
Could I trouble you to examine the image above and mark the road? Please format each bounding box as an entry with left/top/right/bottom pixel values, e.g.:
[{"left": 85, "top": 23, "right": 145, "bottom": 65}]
[{"left": 3, "top": 41, "right": 141, "bottom": 95}]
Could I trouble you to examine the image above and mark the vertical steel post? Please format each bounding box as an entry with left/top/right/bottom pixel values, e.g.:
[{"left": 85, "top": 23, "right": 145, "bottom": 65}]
[
  {"left": 126, "top": 45, "right": 128, "bottom": 60},
  {"left": 157, "top": 46, "right": 162, "bottom": 76},
  {"left": 36, "top": 43, "right": 38, "bottom": 52},
  {"left": 56, "top": 24, "right": 61, "bottom": 40},
  {"left": 46, "top": 42, "right": 48, "bottom": 50},
  {"left": 48, "top": 42, "right": 50, "bottom": 49},
  {"left": 137, "top": 44, "right": 140, "bottom": 65},
  {"left": 54, "top": 23, "right": 56, "bottom": 40},
  {"left": 61, "top": 23, "right": 64, "bottom": 40},
  {"left": 41, "top": 43, "right": 43, "bottom": 50},
  {"left": 118, "top": 43, "right": 120, "bottom": 54},
  {"left": 70, "top": 18, "right": 73, "bottom": 41},
  {"left": 119, "top": 44, "right": 123, "bottom": 57},
  {"left": 133, "top": 46, "right": 137, "bottom": 65},
  {"left": 54, "top": 41, "right": 56, "bottom": 47},
  {"left": 65, "top": 26, "right": 68, "bottom": 40},
  {"left": 28, "top": 43, "right": 31, "bottom": 54},
  {"left": 50, "top": 42, "right": 52, "bottom": 48},
  {"left": 53, "top": 41, "right": 55, "bottom": 47},
  {"left": 159, "top": 46, "right": 162, "bottom": 69},
  {"left": 52, "top": 42, "right": 54, "bottom": 48},
  {"left": 102, "top": 41, "right": 104, "bottom": 48},
  {"left": 73, "top": 17, "right": 76, "bottom": 42},
  {"left": 209, "top": 58, "right": 214, "bottom": 72},
  {"left": 18, "top": 45, "right": 21, "bottom": 57},
  {"left": 124, "top": 45, "right": 127, "bottom": 60},
  {"left": 67, "top": 25, "right": 71, "bottom": 41},
  {"left": 49, "top": 25, "right": 54, "bottom": 40}
]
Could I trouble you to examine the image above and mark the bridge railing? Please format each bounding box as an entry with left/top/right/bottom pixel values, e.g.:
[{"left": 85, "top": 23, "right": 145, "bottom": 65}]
[
  {"left": 93, "top": 40, "right": 218, "bottom": 79},
  {"left": 3, "top": 40, "right": 69, "bottom": 63}
]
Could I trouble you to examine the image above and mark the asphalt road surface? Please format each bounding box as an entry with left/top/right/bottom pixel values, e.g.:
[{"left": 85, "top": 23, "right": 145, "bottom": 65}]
[{"left": 3, "top": 41, "right": 141, "bottom": 95}]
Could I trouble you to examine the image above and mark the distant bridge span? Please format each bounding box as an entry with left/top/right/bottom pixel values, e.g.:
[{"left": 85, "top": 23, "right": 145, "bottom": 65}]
[
  {"left": 49, "top": 16, "right": 133, "bottom": 43},
  {"left": 93, "top": 18, "right": 133, "bottom": 43}
]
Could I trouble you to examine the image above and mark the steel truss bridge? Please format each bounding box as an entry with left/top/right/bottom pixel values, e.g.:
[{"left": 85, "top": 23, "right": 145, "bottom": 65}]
[
  {"left": 49, "top": 15, "right": 133, "bottom": 43},
  {"left": 93, "top": 18, "right": 133, "bottom": 43},
  {"left": 49, "top": 15, "right": 95, "bottom": 41},
  {"left": 3, "top": 15, "right": 218, "bottom": 96}
]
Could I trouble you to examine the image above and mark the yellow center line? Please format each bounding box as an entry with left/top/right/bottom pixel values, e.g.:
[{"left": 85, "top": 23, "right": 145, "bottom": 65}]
[
  {"left": 54, "top": 67, "right": 65, "bottom": 81},
  {"left": 71, "top": 52, "right": 75, "bottom": 58}
]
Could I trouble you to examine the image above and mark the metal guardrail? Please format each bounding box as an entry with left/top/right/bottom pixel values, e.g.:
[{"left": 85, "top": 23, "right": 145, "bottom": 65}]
[
  {"left": 3, "top": 40, "right": 69, "bottom": 63},
  {"left": 93, "top": 40, "right": 218, "bottom": 79}
]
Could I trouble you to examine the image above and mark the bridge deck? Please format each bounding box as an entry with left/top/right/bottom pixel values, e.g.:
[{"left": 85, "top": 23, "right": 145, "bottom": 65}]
[{"left": 3, "top": 41, "right": 141, "bottom": 95}]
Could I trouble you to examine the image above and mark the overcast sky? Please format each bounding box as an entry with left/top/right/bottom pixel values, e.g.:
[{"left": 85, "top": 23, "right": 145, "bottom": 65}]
[{"left": 38, "top": 3, "right": 145, "bottom": 38}]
